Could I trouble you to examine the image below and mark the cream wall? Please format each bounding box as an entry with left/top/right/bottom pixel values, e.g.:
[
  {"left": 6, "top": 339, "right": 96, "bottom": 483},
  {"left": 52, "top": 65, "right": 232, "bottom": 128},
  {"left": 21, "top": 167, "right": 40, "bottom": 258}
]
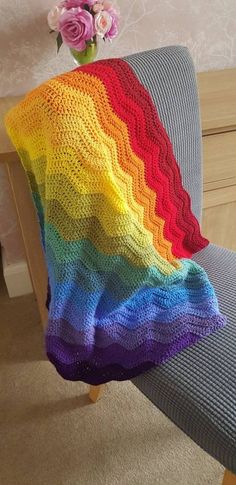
[
  {"left": 1, "top": 0, "right": 236, "bottom": 264},
  {"left": 1, "top": 0, "right": 236, "bottom": 96},
  {"left": 0, "top": 165, "right": 25, "bottom": 264}
]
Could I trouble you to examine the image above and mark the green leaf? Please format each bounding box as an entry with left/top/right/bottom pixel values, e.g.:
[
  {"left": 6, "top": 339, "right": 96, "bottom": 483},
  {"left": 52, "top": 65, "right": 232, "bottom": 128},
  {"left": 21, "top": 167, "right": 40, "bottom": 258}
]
[{"left": 56, "top": 32, "right": 63, "bottom": 53}]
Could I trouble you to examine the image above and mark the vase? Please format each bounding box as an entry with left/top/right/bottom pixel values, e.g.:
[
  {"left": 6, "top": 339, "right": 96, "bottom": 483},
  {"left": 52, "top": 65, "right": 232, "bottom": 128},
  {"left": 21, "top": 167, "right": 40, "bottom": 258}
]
[{"left": 70, "top": 41, "right": 98, "bottom": 66}]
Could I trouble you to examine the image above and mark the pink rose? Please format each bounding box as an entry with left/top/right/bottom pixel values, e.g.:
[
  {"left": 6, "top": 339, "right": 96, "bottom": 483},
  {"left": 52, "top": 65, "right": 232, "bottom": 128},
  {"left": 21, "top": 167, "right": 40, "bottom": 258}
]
[
  {"left": 47, "top": 3, "right": 66, "bottom": 31},
  {"left": 64, "top": 0, "right": 96, "bottom": 8},
  {"left": 105, "top": 6, "right": 119, "bottom": 40},
  {"left": 59, "top": 9, "right": 94, "bottom": 51},
  {"left": 94, "top": 10, "right": 112, "bottom": 37}
]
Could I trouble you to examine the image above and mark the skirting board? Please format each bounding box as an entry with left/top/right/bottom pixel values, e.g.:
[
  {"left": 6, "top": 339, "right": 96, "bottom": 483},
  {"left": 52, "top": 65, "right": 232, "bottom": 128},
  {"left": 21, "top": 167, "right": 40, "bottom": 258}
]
[{"left": 2, "top": 249, "right": 33, "bottom": 297}]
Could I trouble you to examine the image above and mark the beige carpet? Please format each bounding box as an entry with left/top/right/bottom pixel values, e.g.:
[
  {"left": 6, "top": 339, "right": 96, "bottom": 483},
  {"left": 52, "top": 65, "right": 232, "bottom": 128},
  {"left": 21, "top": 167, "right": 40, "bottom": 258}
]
[{"left": 0, "top": 273, "right": 224, "bottom": 485}]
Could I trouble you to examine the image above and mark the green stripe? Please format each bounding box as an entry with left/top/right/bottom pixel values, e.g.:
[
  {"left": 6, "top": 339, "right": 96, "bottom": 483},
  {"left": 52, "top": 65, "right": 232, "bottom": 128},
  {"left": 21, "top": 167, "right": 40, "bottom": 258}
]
[{"left": 45, "top": 224, "right": 202, "bottom": 289}]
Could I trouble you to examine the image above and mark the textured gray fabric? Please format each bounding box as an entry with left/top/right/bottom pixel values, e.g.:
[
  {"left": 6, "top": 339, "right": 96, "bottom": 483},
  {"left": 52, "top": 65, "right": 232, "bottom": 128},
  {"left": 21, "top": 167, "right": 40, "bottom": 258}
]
[
  {"left": 132, "top": 244, "right": 236, "bottom": 472},
  {"left": 125, "top": 46, "right": 203, "bottom": 222},
  {"left": 125, "top": 46, "right": 236, "bottom": 472}
]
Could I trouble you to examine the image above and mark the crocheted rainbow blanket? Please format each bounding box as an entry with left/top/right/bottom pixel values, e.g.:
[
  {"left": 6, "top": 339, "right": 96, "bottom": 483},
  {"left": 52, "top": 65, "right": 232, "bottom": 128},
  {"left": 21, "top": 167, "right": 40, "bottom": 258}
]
[{"left": 5, "top": 58, "right": 226, "bottom": 385}]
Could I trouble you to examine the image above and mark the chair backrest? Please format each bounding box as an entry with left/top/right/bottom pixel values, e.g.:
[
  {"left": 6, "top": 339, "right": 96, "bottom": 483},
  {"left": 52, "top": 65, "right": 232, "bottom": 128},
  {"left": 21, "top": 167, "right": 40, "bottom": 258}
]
[{"left": 125, "top": 46, "right": 203, "bottom": 222}]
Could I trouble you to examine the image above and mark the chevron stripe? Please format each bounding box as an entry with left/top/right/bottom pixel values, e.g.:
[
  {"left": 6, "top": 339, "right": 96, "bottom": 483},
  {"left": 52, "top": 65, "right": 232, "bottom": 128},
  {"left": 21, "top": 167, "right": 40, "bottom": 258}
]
[
  {"left": 47, "top": 312, "right": 223, "bottom": 347},
  {"left": 78, "top": 60, "right": 209, "bottom": 257},
  {"left": 55, "top": 73, "right": 175, "bottom": 261},
  {"left": 5, "top": 58, "right": 226, "bottom": 384}
]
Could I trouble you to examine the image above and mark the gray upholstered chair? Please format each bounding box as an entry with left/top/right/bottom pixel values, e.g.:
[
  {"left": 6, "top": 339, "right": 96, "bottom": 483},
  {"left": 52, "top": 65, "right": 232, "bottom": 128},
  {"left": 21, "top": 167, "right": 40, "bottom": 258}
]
[
  {"left": 119, "top": 46, "right": 236, "bottom": 484},
  {"left": 18, "top": 44, "right": 233, "bottom": 482},
  {"left": 5, "top": 44, "right": 235, "bottom": 483}
]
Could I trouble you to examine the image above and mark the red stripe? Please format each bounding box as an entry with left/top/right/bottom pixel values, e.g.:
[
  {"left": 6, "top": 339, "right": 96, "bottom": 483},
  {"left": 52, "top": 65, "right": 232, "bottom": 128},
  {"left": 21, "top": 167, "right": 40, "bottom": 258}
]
[{"left": 76, "top": 59, "right": 208, "bottom": 258}]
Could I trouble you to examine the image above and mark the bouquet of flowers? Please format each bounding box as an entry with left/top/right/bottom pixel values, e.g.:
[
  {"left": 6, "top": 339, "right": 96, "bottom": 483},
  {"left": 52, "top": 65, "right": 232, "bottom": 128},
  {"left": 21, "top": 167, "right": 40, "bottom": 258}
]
[{"left": 47, "top": 0, "right": 119, "bottom": 65}]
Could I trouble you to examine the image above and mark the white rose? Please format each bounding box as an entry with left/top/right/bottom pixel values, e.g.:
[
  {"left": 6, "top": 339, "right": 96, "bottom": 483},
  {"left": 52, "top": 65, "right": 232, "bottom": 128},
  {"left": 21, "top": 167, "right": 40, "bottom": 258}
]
[
  {"left": 47, "top": 4, "right": 65, "bottom": 31},
  {"left": 94, "top": 11, "right": 112, "bottom": 37}
]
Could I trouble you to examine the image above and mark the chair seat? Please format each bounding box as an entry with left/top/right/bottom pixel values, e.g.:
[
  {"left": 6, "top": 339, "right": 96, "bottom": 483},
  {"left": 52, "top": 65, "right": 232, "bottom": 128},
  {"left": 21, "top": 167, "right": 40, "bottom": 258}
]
[{"left": 132, "top": 244, "right": 236, "bottom": 473}]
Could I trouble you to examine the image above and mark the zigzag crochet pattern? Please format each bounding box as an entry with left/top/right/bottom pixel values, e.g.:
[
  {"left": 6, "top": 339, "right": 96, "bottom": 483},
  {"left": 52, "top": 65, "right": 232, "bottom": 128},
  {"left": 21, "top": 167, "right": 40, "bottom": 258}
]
[{"left": 5, "top": 58, "right": 226, "bottom": 385}]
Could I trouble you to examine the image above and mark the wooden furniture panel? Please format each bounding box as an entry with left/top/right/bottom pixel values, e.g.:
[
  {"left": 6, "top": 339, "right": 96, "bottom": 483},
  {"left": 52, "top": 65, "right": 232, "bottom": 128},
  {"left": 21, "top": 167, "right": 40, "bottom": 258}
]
[
  {"left": 199, "top": 68, "right": 236, "bottom": 252},
  {"left": 203, "top": 185, "right": 236, "bottom": 209},
  {"left": 198, "top": 68, "right": 236, "bottom": 135},
  {"left": 203, "top": 202, "right": 236, "bottom": 251},
  {"left": 203, "top": 132, "right": 236, "bottom": 187}
]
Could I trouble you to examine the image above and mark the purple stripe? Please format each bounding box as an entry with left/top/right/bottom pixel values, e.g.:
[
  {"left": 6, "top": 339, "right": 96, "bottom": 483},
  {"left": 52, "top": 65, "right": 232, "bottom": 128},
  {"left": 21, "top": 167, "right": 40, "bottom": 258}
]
[
  {"left": 46, "top": 332, "right": 202, "bottom": 385},
  {"left": 46, "top": 313, "right": 226, "bottom": 348},
  {"left": 46, "top": 332, "right": 210, "bottom": 368}
]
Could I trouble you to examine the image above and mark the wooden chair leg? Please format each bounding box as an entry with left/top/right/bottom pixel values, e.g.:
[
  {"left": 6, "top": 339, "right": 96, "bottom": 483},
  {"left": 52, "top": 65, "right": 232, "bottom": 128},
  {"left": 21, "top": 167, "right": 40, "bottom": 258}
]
[
  {"left": 6, "top": 159, "right": 48, "bottom": 328},
  {"left": 222, "top": 470, "right": 236, "bottom": 485},
  {"left": 89, "top": 385, "right": 105, "bottom": 403}
]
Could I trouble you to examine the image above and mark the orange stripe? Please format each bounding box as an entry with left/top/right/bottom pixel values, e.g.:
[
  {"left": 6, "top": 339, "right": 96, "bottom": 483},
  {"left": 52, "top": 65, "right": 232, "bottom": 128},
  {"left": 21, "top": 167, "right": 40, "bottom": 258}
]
[{"left": 55, "top": 71, "right": 175, "bottom": 263}]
